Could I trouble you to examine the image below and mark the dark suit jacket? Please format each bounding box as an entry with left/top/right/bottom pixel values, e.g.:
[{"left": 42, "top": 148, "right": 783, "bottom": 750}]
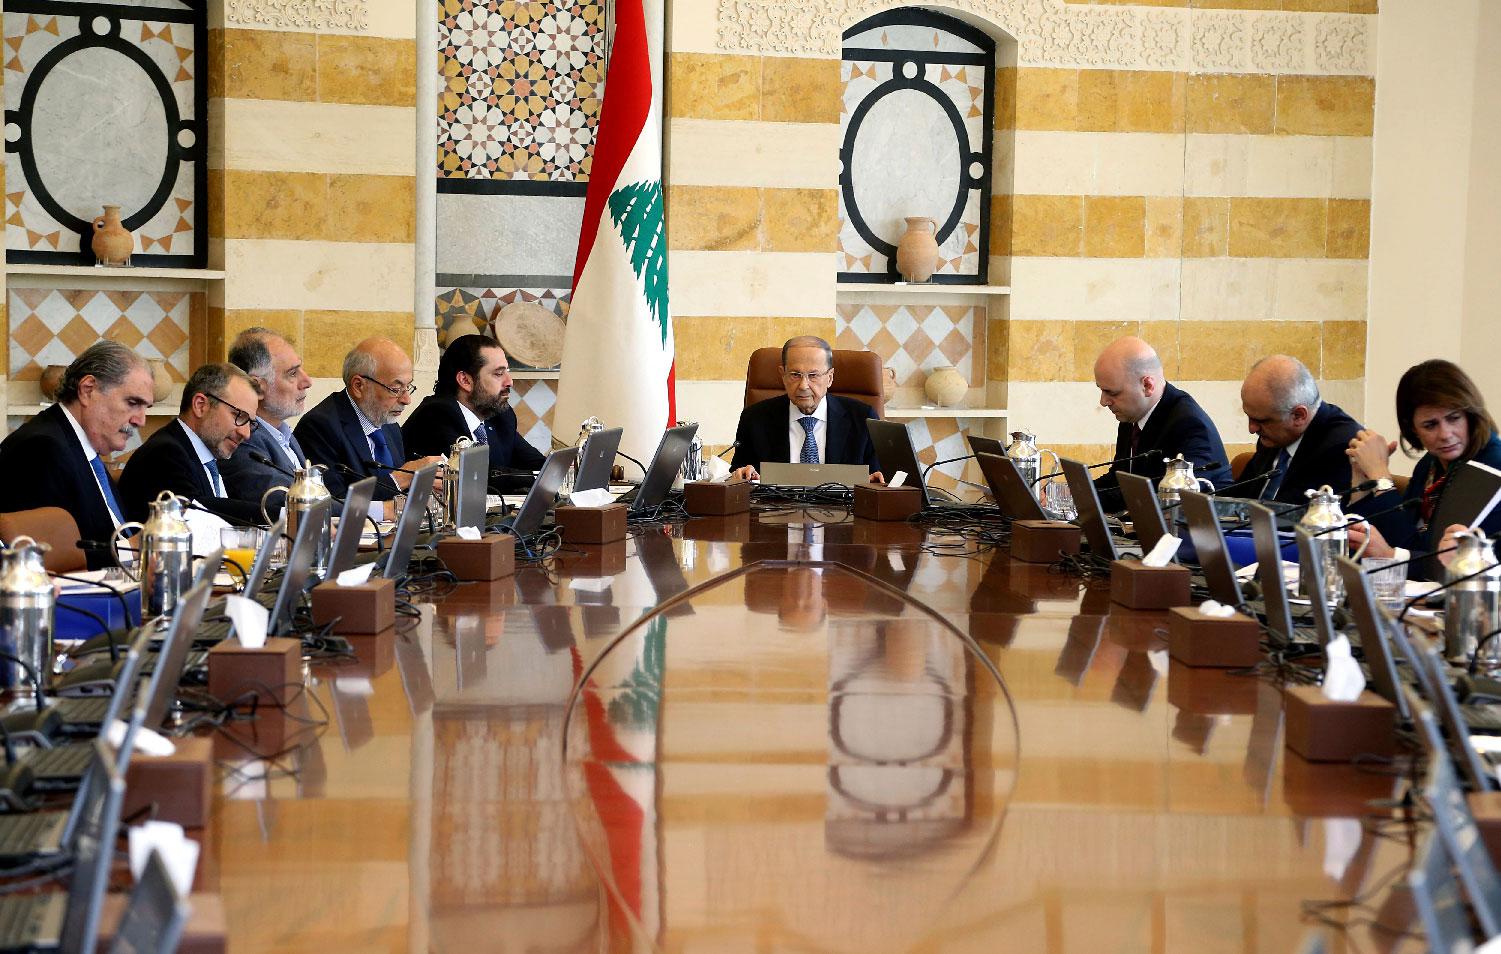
[
  {"left": 220, "top": 420, "right": 308, "bottom": 518},
  {"left": 117, "top": 420, "right": 265, "bottom": 526},
  {"left": 0, "top": 403, "right": 121, "bottom": 568},
  {"left": 1242, "top": 401, "right": 1362, "bottom": 504},
  {"left": 1352, "top": 434, "right": 1501, "bottom": 581},
  {"left": 293, "top": 391, "right": 405, "bottom": 500},
  {"left": 729, "top": 394, "right": 880, "bottom": 473},
  {"left": 401, "top": 396, "right": 546, "bottom": 487},
  {"left": 1094, "top": 382, "right": 1232, "bottom": 512}
]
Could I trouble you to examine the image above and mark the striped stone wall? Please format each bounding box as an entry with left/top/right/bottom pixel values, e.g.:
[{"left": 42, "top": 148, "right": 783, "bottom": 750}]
[
  {"left": 667, "top": 0, "right": 1376, "bottom": 473},
  {"left": 206, "top": 3, "right": 418, "bottom": 391}
]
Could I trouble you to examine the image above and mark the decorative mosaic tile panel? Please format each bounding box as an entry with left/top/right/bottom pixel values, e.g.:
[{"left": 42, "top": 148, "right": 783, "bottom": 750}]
[
  {"left": 835, "top": 302, "right": 984, "bottom": 389},
  {"left": 434, "top": 284, "right": 569, "bottom": 365},
  {"left": 8, "top": 288, "right": 193, "bottom": 382},
  {"left": 437, "top": 0, "right": 605, "bottom": 183},
  {"left": 905, "top": 415, "right": 986, "bottom": 500},
  {"left": 3, "top": 6, "right": 204, "bottom": 265},
  {"left": 509, "top": 377, "right": 556, "bottom": 454}
]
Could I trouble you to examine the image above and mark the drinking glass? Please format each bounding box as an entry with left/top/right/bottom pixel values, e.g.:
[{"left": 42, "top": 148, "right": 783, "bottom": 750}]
[
  {"left": 1043, "top": 480, "right": 1076, "bottom": 521},
  {"left": 220, "top": 526, "right": 266, "bottom": 585},
  {"left": 1364, "top": 555, "right": 1407, "bottom": 607}
]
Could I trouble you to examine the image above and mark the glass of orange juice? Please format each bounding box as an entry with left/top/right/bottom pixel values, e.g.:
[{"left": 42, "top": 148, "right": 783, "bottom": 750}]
[{"left": 219, "top": 527, "right": 265, "bottom": 587}]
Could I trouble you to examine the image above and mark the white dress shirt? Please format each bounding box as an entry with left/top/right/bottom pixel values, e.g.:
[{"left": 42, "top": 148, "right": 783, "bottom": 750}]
[
  {"left": 59, "top": 404, "right": 121, "bottom": 528},
  {"left": 787, "top": 397, "right": 829, "bottom": 463},
  {"left": 177, "top": 420, "right": 224, "bottom": 496},
  {"left": 457, "top": 400, "right": 484, "bottom": 441}
]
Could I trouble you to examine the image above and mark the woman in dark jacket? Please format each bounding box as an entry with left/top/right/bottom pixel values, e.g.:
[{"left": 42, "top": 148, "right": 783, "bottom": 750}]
[{"left": 1346, "top": 359, "right": 1501, "bottom": 579}]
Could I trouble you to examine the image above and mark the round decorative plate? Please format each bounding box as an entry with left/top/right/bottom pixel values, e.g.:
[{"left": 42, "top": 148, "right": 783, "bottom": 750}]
[{"left": 490, "top": 301, "right": 565, "bottom": 368}]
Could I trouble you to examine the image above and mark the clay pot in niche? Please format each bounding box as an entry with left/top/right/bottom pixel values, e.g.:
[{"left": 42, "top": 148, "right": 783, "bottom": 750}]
[
  {"left": 895, "top": 216, "right": 939, "bottom": 283},
  {"left": 882, "top": 366, "right": 897, "bottom": 402},
  {"left": 923, "top": 365, "right": 968, "bottom": 407},
  {"left": 90, "top": 205, "right": 133, "bottom": 266},
  {"left": 146, "top": 359, "right": 172, "bottom": 403},
  {"left": 38, "top": 365, "right": 66, "bottom": 402}
]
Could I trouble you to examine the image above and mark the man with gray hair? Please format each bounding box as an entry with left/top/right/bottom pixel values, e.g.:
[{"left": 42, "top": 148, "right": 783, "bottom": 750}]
[
  {"left": 118, "top": 362, "right": 264, "bottom": 525},
  {"left": 1239, "top": 354, "right": 1361, "bottom": 503},
  {"left": 0, "top": 341, "right": 153, "bottom": 566},
  {"left": 219, "top": 327, "right": 313, "bottom": 513}
]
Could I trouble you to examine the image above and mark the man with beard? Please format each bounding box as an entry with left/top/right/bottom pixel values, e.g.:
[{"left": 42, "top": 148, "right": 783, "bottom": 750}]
[
  {"left": 119, "top": 362, "right": 265, "bottom": 525},
  {"left": 295, "top": 336, "right": 441, "bottom": 501},
  {"left": 402, "top": 334, "right": 546, "bottom": 491},
  {"left": 0, "top": 341, "right": 153, "bottom": 567},
  {"left": 221, "top": 327, "right": 314, "bottom": 515}
]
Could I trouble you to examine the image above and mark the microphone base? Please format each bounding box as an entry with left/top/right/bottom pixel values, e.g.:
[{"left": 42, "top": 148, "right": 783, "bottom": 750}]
[
  {"left": 1009, "top": 520, "right": 1081, "bottom": 563},
  {"left": 1166, "top": 606, "right": 1261, "bottom": 668},
  {"left": 1282, "top": 685, "right": 1396, "bottom": 763},
  {"left": 1109, "top": 559, "right": 1192, "bottom": 609}
]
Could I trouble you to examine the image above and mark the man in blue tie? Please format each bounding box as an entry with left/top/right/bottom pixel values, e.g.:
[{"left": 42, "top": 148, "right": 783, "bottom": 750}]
[
  {"left": 729, "top": 336, "right": 881, "bottom": 481},
  {"left": 220, "top": 327, "right": 313, "bottom": 515},
  {"left": 118, "top": 363, "right": 264, "bottom": 525},
  {"left": 1238, "top": 354, "right": 1362, "bottom": 504},
  {"left": 295, "top": 336, "right": 442, "bottom": 501},
  {"left": 401, "top": 334, "right": 546, "bottom": 491},
  {"left": 0, "top": 341, "right": 153, "bottom": 567}
]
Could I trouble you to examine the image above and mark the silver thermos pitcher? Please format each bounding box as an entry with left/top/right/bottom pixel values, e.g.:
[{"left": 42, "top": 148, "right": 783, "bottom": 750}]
[
  {"left": 1004, "top": 430, "right": 1060, "bottom": 504},
  {"left": 112, "top": 491, "right": 194, "bottom": 618},
  {"left": 442, "top": 435, "right": 475, "bottom": 530},
  {"left": 262, "top": 460, "right": 332, "bottom": 577},
  {"left": 1445, "top": 529, "right": 1501, "bottom": 667},
  {"left": 1156, "top": 454, "right": 1215, "bottom": 514},
  {"left": 0, "top": 537, "right": 53, "bottom": 696},
  {"left": 1298, "top": 484, "right": 1348, "bottom": 606}
]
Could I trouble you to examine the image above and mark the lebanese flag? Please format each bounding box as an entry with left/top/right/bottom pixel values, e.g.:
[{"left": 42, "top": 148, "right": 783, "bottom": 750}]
[{"left": 554, "top": 0, "right": 673, "bottom": 465}]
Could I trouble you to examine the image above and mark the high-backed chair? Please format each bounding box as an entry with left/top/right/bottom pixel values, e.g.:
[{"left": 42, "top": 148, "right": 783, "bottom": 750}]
[
  {"left": 0, "top": 507, "right": 86, "bottom": 574},
  {"left": 743, "top": 347, "right": 885, "bottom": 418}
]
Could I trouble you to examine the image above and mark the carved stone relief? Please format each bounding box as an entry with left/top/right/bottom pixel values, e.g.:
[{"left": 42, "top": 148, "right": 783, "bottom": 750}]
[
  {"left": 225, "top": 0, "right": 370, "bottom": 32},
  {"left": 715, "top": 0, "right": 1372, "bottom": 76}
]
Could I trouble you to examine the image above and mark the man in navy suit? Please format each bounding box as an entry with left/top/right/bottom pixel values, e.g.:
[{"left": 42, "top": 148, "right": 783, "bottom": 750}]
[
  {"left": 401, "top": 334, "right": 545, "bottom": 491},
  {"left": 220, "top": 327, "right": 314, "bottom": 516},
  {"left": 1239, "top": 354, "right": 1362, "bottom": 504},
  {"left": 118, "top": 363, "right": 264, "bottom": 525},
  {"left": 0, "top": 341, "right": 154, "bottom": 568},
  {"left": 1091, "top": 336, "right": 1231, "bottom": 513},
  {"left": 730, "top": 336, "right": 881, "bottom": 481},
  {"left": 294, "top": 337, "right": 442, "bottom": 502}
]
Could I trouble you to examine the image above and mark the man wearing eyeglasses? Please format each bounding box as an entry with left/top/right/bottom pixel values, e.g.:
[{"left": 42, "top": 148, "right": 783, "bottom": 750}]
[
  {"left": 294, "top": 336, "right": 442, "bottom": 500},
  {"left": 730, "top": 336, "right": 881, "bottom": 481},
  {"left": 118, "top": 362, "right": 264, "bottom": 524}
]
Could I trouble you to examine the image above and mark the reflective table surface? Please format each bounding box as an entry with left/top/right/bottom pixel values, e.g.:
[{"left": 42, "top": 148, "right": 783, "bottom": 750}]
[{"left": 208, "top": 509, "right": 1416, "bottom": 952}]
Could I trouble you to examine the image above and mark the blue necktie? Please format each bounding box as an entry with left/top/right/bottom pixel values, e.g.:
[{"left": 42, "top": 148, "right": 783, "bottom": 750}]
[
  {"left": 472, "top": 422, "right": 488, "bottom": 445},
  {"left": 204, "top": 458, "right": 224, "bottom": 497},
  {"left": 368, "top": 427, "right": 393, "bottom": 468},
  {"left": 89, "top": 456, "right": 123, "bottom": 524},
  {"left": 1263, "top": 448, "right": 1292, "bottom": 499},
  {"left": 798, "top": 417, "right": 819, "bottom": 464}
]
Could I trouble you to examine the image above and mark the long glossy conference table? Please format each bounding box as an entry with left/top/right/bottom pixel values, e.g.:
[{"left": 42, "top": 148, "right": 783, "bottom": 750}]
[{"left": 199, "top": 505, "right": 1422, "bottom": 952}]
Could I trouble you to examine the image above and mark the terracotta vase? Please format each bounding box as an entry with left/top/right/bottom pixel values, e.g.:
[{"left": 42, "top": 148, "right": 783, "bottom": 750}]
[
  {"left": 90, "top": 205, "right": 133, "bottom": 266},
  {"left": 923, "top": 365, "right": 968, "bottom": 407},
  {"left": 882, "top": 366, "right": 897, "bottom": 402},
  {"left": 895, "top": 216, "right": 939, "bottom": 283},
  {"left": 146, "top": 359, "right": 172, "bottom": 403},
  {"left": 38, "top": 365, "right": 66, "bottom": 402}
]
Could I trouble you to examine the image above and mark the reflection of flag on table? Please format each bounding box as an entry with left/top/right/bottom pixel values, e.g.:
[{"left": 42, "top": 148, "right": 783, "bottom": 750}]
[
  {"left": 554, "top": 0, "right": 672, "bottom": 465},
  {"left": 571, "top": 616, "right": 664, "bottom": 942}
]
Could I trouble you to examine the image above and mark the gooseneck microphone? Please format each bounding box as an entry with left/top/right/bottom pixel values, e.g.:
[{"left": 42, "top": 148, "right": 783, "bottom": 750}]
[
  {"left": 615, "top": 450, "right": 648, "bottom": 481},
  {"left": 248, "top": 450, "right": 295, "bottom": 478},
  {"left": 920, "top": 453, "right": 975, "bottom": 485},
  {"left": 360, "top": 459, "right": 420, "bottom": 476},
  {"left": 1159, "top": 468, "right": 1283, "bottom": 513},
  {"left": 178, "top": 497, "right": 265, "bottom": 529},
  {"left": 1031, "top": 449, "right": 1163, "bottom": 485},
  {"left": 1309, "top": 497, "right": 1423, "bottom": 539}
]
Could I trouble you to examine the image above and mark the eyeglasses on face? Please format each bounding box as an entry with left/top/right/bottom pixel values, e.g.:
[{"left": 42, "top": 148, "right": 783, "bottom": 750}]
[
  {"left": 204, "top": 393, "right": 258, "bottom": 430},
  {"left": 357, "top": 373, "right": 418, "bottom": 397},
  {"left": 783, "top": 368, "right": 832, "bottom": 385}
]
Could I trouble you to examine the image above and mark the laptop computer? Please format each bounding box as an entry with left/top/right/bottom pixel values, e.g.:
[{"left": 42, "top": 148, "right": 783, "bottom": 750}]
[
  {"left": 497, "top": 447, "right": 577, "bottom": 536},
  {"left": 1413, "top": 644, "right": 1499, "bottom": 791},
  {"left": 1180, "top": 490, "right": 1245, "bottom": 607},
  {"left": 975, "top": 453, "right": 1046, "bottom": 521},
  {"left": 574, "top": 426, "right": 623, "bottom": 494},
  {"left": 867, "top": 420, "right": 929, "bottom": 506},
  {"left": 758, "top": 461, "right": 870, "bottom": 488},
  {"left": 376, "top": 462, "right": 439, "bottom": 581},
  {"left": 1336, "top": 556, "right": 1412, "bottom": 722},
  {"left": 327, "top": 478, "right": 376, "bottom": 578},
  {"left": 1247, "top": 503, "right": 1322, "bottom": 650},
  {"left": 111, "top": 847, "right": 190, "bottom": 954},
  {"left": 453, "top": 444, "right": 489, "bottom": 530},
  {"left": 1118, "top": 471, "right": 1171, "bottom": 555},
  {"left": 1424, "top": 745, "right": 1501, "bottom": 936},
  {"left": 1410, "top": 830, "right": 1476, "bottom": 953},
  {"left": 627, "top": 423, "right": 698, "bottom": 514},
  {"left": 267, "top": 496, "right": 332, "bottom": 638},
  {"left": 1061, "top": 458, "right": 1121, "bottom": 560}
]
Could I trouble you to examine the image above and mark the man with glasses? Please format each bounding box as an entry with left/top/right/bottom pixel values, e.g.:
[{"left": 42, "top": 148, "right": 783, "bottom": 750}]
[
  {"left": 0, "top": 341, "right": 154, "bottom": 567},
  {"left": 730, "top": 336, "right": 880, "bottom": 481},
  {"left": 118, "top": 362, "right": 264, "bottom": 524},
  {"left": 295, "top": 336, "right": 441, "bottom": 500}
]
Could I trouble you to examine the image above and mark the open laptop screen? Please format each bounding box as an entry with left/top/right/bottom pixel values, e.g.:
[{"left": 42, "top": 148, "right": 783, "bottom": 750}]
[
  {"left": 1248, "top": 503, "right": 1295, "bottom": 646},
  {"left": 269, "top": 496, "right": 332, "bottom": 636},
  {"left": 1061, "top": 458, "right": 1115, "bottom": 559},
  {"left": 574, "top": 427, "right": 623, "bottom": 493},
  {"left": 632, "top": 424, "right": 698, "bottom": 514},
  {"left": 1118, "top": 471, "right": 1170, "bottom": 555},
  {"left": 381, "top": 463, "right": 440, "bottom": 581},
  {"left": 327, "top": 477, "right": 376, "bottom": 577},
  {"left": 976, "top": 453, "right": 1046, "bottom": 520},
  {"left": 509, "top": 447, "right": 577, "bottom": 535},
  {"left": 1181, "top": 490, "right": 1243, "bottom": 606},
  {"left": 867, "top": 419, "right": 929, "bottom": 506}
]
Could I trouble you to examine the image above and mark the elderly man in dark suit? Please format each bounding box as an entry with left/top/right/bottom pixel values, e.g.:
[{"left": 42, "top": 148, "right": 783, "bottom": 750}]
[
  {"left": 402, "top": 334, "right": 545, "bottom": 491},
  {"left": 1091, "top": 336, "right": 1232, "bottom": 512},
  {"left": 118, "top": 362, "right": 264, "bottom": 525},
  {"left": 729, "top": 335, "right": 881, "bottom": 481},
  {"left": 0, "top": 341, "right": 154, "bottom": 567},
  {"left": 294, "top": 337, "right": 442, "bottom": 501},
  {"left": 1239, "top": 354, "right": 1362, "bottom": 503},
  {"left": 219, "top": 327, "right": 313, "bottom": 515}
]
